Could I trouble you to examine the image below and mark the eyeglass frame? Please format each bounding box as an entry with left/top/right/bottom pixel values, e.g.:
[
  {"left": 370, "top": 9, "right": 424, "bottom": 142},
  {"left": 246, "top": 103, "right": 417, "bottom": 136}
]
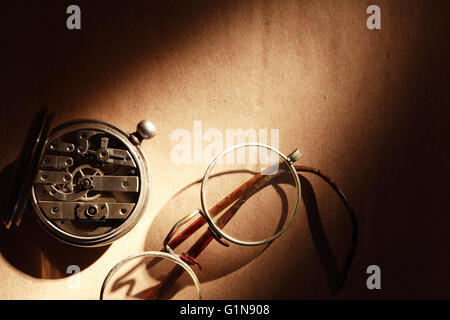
[{"left": 101, "top": 143, "right": 303, "bottom": 300}]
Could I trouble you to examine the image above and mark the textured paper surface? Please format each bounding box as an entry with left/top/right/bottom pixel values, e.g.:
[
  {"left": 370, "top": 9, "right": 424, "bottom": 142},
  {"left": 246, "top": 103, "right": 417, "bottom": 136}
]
[{"left": 0, "top": 0, "right": 448, "bottom": 299}]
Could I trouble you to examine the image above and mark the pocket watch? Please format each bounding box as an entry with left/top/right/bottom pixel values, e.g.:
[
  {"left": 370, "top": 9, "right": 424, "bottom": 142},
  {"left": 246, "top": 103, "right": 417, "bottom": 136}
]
[{"left": 1, "top": 107, "right": 155, "bottom": 247}]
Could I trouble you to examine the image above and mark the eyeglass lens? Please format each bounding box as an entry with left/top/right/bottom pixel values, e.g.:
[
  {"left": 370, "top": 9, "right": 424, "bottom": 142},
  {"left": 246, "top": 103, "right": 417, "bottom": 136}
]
[{"left": 202, "top": 145, "right": 299, "bottom": 243}]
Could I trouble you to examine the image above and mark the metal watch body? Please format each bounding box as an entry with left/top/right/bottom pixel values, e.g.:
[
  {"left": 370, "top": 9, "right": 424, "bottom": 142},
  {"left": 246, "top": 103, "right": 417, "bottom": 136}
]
[{"left": 30, "top": 119, "right": 152, "bottom": 247}]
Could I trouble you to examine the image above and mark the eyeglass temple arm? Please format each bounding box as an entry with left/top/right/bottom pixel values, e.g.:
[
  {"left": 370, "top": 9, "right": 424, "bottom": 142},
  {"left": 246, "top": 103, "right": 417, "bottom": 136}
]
[
  {"left": 166, "top": 149, "right": 301, "bottom": 252},
  {"left": 162, "top": 175, "right": 276, "bottom": 277},
  {"left": 145, "top": 177, "right": 274, "bottom": 299},
  {"left": 295, "top": 165, "right": 359, "bottom": 290},
  {"left": 165, "top": 171, "right": 270, "bottom": 251},
  {"left": 147, "top": 175, "right": 283, "bottom": 299},
  {"left": 181, "top": 176, "right": 271, "bottom": 262}
]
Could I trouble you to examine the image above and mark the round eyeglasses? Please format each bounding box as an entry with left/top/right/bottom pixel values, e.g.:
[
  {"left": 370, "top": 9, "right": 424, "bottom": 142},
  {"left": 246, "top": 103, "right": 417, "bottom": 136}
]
[{"left": 100, "top": 143, "right": 357, "bottom": 299}]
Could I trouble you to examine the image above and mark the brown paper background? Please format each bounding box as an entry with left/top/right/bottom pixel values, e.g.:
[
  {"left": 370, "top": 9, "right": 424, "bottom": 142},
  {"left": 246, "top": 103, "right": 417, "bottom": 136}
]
[{"left": 0, "top": 0, "right": 448, "bottom": 299}]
